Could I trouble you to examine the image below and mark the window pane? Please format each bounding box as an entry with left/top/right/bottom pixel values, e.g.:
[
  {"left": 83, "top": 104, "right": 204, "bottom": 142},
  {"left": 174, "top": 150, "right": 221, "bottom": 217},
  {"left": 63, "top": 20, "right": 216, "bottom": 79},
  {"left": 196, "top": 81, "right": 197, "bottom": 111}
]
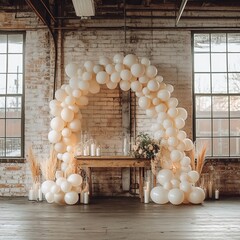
[
  {"left": 6, "top": 119, "right": 21, "bottom": 137},
  {"left": 194, "top": 74, "right": 210, "bottom": 93},
  {"left": 6, "top": 138, "right": 21, "bottom": 157},
  {"left": 228, "top": 53, "right": 240, "bottom": 72},
  {"left": 8, "top": 35, "right": 23, "bottom": 53},
  {"left": 212, "top": 96, "right": 228, "bottom": 118},
  {"left": 0, "top": 35, "right": 7, "bottom": 53},
  {"left": 195, "top": 138, "right": 212, "bottom": 156},
  {"left": 8, "top": 54, "right": 23, "bottom": 73},
  {"left": 194, "top": 34, "right": 210, "bottom": 52},
  {"left": 196, "top": 119, "right": 211, "bottom": 137},
  {"left": 230, "top": 119, "right": 240, "bottom": 136},
  {"left": 228, "top": 73, "right": 240, "bottom": 93},
  {"left": 213, "top": 138, "right": 229, "bottom": 156},
  {"left": 0, "top": 97, "right": 5, "bottom": 118},
  {"left": 0, "top": 138, "right": 5, "bottom": 156},
  {"left": 0, "top": 54, "right": 6, "bottom": 73},
  {"left": 212, "top": 73, "right": 227, "bottom": 93},
  {"left": 230, "top": 96, "right": 240, "bottom": 117},
  {"left": 213, "top": 119, "right": 229, "bottom": 136},
  {"left": 6, "top": 97, "right": 21, "bottom": 118},
  {"left": 195, "top": 96, "right": 211, "bottom": 117},
  {"left": 0, "top": 74, "right": 6, "bottom": 94},
  {"left": 7, "top": 74, "right": 23, "bottom": 94},
  {"left": 211, "top": 33, "right": 226, "bottom": 52},
  {"left": 211, "top": 53, "right": 226, "bottom": 72},
  {"left": 228, "top": 33, "right": 240, "bottom": 52},
  {"left": 230, "top": 138, "right": 240, "bottom": 156},
  {"left": 0, "top": 119, "right": 5, "bottom": 137},
  {"left": 194, "top": 53, "right": 210, "bottom": 72}
]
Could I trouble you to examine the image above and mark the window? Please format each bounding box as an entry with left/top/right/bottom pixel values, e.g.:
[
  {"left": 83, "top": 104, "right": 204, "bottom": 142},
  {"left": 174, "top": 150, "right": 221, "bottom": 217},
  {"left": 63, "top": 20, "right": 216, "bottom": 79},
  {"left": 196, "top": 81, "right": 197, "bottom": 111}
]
[
  {"left": 0, "top": 33, "right": 24, "bottom": 158},
  {"left": 193, "top": 32, "right": 240, "bottom": 157}
]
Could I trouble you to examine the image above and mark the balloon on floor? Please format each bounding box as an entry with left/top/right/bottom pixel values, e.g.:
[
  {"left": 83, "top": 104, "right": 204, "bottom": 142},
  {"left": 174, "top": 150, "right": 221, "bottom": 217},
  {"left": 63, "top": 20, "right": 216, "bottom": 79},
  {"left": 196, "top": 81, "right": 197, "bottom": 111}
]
[{"left": 42, "top": 53, "right": 205, "bottom": 205}]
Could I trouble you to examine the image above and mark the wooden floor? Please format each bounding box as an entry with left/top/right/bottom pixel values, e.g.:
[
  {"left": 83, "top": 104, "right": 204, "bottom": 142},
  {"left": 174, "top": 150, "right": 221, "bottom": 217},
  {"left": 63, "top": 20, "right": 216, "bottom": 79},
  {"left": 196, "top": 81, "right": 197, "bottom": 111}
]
[{"left": 0, "top": 197, "right": 239, "bottom": 240}]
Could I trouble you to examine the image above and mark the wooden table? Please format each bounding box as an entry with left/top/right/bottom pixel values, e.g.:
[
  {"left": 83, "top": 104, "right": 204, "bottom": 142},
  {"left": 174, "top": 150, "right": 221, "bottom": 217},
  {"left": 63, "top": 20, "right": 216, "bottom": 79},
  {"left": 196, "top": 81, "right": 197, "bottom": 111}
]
[{"left": 75, "top": 156, "right": 151, "bottom": 202}]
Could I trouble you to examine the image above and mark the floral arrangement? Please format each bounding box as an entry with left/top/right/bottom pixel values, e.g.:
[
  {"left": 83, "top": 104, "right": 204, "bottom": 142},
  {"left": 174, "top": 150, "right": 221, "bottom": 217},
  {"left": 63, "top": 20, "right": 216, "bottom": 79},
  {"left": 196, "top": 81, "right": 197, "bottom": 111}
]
[{"left": 132, "top": 133, "right": 161, "bottom": 159}]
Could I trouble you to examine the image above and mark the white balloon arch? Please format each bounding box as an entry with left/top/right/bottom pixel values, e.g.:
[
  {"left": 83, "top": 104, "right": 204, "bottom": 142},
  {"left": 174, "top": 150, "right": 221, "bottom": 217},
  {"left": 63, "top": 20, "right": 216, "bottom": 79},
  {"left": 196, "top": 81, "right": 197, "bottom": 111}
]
[{"left": 42, "top": 53, "right": 205, "bottom": 205}]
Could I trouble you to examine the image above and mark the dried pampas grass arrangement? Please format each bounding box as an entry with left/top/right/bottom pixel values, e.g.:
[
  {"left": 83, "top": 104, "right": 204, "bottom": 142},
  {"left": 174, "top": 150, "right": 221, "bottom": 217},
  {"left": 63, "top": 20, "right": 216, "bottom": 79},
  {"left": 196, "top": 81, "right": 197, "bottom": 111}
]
[
  {"left": 196, "top": 144, "right": 207, "bottom": 175},
  {"left": 187, "top": 148, "right": 196, "bottom": 171},
  {"left": 27, "top": 146, "right": 40, "bottom": 183},
  {"left": 64, "top": 157, "right": 77, "bottom": 178},
  {"left": 40, "top": 144, "right": 58, "bottom": 181}
]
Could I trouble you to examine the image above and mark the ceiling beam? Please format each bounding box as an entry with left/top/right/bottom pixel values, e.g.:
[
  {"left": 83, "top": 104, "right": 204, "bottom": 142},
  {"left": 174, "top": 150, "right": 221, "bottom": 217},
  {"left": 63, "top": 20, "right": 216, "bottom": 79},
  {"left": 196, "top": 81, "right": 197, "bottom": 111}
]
[{"left": 176, "top": 0, "right": 188, "bottom": 26}]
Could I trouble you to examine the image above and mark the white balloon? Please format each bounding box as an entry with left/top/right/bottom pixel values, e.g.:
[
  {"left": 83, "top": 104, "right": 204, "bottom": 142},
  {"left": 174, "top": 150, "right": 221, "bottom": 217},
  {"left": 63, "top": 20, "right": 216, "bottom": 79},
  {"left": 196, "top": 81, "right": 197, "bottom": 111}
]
[
  {"left": 49, "top": 99, "right": 60, "bottom": 109},
  {"left": 147, "top": 79, "right": 160, "bottom": 92},
  {"left": 64, "top": 191, "right": 79, "bottom": 205},
  {"left": 68, "top": 118, "right": 81, "bottom": 132},
  {"left": 84, "top": 60, "right": 94, "bottom": 72},
  {"left": 78, "top": 80, "right": 90, "bottom": 91},
  {"left": 67, "top": 174, "right": 83, "bottom": 186},
  {"left": 178, "top": 107, "right": 188, "bottom": 120},
  {"left": 184, "top": 138, "right": 194, "bottom": 151},
  {"left": 175, "top": 117, "right": 185, "bottom": 129},
  {"left": 61, "top": 128, "right": 72, "bottom": 138},
  {"left": 146, "top": 65, "right": 157, "bottom": 78},
  {"left": 163, "top": 181, "right": 173, "bottom": 190},
  {"left": 165, "top": 127, "right": 178, "bottom": 137},
  {"left": 157, "top": 89, "right": 171, "bottom": 101},
  {"left": 45, "top": 192, "right": 55, "bottom": 203},
  {"left": 119, "top": 80, "right": 131, "bottom": 91},
  {"left": 138, "top": 96, "right": 151, "bottom": 109},
  {"left": 56, "top": 177, "right": 66, "bottom": 186},
  {"left": 54, "top": 192, "right": 65, "bottom": 205},
  {"left": 188, "top": 187, "right": 205, "bottom": 204},
  {"left": 51, "top": 184, "right": 61, "bottom": 194},
  {"left": 155, "top": 75, "right": 164, "bottom": 83},
  {"left": 142, "top": 87, "right": 150, "bottom": 96},
  {"left": 75, "top": 96, "right": 89, "bottom": 106},
  {"left": 72, "top": 89, "right": 82, "bottom": 98},
  {"left": 188, "top": 171, "right": 200, "bottom": 183},
  {"left": 105, "top": 64, "right": 115, "bottom": 75},
  {"left": 110, "top": 72, "right": 121, "bottom": 83},
  {"left": 55, "top": 89, "right": 67, "bottom": 102},
  {"left": 135, "top": 91, "right": 144, "bottom": 98},
  {"left": 171, "top": 179, "right": 180, "bottom": 188},
  {"left": 82, "top": 71, "right": 92, "bottom": 81},
  {"left": 61, "top": 108, "right": 74, "bottom": 122},
  {"left": 168, "top": 98, "right": 179, "bottom": 108},
  {"left": 163, "top": 118, "right": 173, "bottom": 129},
  {"left": 48, "top": 130, "right": 61, "bottom": 144},
  {"left": 96, "top": 71, "right": 109, "bottom": 84},
  {"left": 131, "top": 81, "right": 142, "bottom": 92},
  {"left": 177, "top": 131, "right": 187, "bottom": 140},
  {"left": 155, "top": 103, "right": 167, "bottom": 113},
  {"left": 69, "top": 77, "right": 79, "bottom": 89},
  {"left": 113, "top": 53, "right": 124, "bottom": 64},
  {"left": 54, "top": 142, "right": 66, "bottom": 153},
  {"left": 93, "top": 64, "right": 104, "bottom": 74},
  {"left": 123, "top": 54, "right": 138, "bottom": 68},
  {"left": 150, "top": 186, "right": 169, "bottom": 204},
  {"left": 168, "top": 188, "right": 184, "bottom": 205},
  {"left": 41, "top": 180, "right": 55, "bottom": 195},
  {"left": 157, "top": 169, "right": 173, "bottom": 185},
  {"left": 166, "top": 84, "right": 174, "bottom": 93},
  {"left": 99, "top": 56, "right": 111, "bottom": 66},
  {"left": 57, "top": 153, "right": 63, "bottom": 160},
  {"left": 139, "top": 76, "right": 149, "bottom": 84},
  {"left": 50, "top": 117, "right": 65, "bottom": 132},
  {"left": 62, "top": 152, "right": 72, "bottom": 164},
  {"left": 168, "top": 136, "right": 179, "bottom": 147},
  {"left": 61, "top": 181, "right": 72, "bottom": 193},
  {"left": 152, "top": 98, "right": 160, "bottom": 106},
  {"left": 115, "top": 63, "right": 125, "bottom": 72},
  {"left": 167, "top": 107, "right": 178, "bottom": 118},
  {"left": 65, "top": 96, "right": 76, "bottom": 106},
  {"left": 120, "top": 69, "right": 132, "bottom": 81},
  {"left": 170, "top": 150, "right": 183, "bottom": 162},
  {"left": 65, "top": 63, "right": 78, "bottom": 78},
  {"left": 146, "top": 107, "right": 158, "bottom": 118},
  {"left": 180, "top": 156, "right": 191, "bottom": 167},
  {"left": 106, "top": 81, "right": 118, "bottom": 89},
  {"left": 180, "top": 181, "right": 192, "bottom": 193},
  {"left": 131, "top": 63, "right": 145, "bottom": 77}
]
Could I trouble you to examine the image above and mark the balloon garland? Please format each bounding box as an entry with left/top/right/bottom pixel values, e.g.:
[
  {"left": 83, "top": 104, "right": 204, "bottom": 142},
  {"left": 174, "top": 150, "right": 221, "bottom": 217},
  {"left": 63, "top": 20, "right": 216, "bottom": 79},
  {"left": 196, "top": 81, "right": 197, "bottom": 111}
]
[{"left": 42, "top": 53, "right": 205, "bottom": 205}]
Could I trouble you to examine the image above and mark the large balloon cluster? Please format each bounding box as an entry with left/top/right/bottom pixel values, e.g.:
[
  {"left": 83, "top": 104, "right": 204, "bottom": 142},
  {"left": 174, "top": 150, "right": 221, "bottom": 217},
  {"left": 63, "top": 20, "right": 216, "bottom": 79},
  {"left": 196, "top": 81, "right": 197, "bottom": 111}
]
[{"left": 43, "top": 53, "right": 205, "bottom": 205}]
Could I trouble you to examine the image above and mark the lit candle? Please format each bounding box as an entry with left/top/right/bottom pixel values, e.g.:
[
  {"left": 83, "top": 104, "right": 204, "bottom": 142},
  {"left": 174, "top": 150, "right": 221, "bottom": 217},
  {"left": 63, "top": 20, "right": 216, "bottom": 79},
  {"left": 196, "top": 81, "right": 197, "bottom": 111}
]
[
  {"left": 208, "top": 181, "right": 213, "bottom": 199},
  {"left": 90, "top": 143, "right": 96, "bottom": 156},
  {"left": 96, "top": 146, "right": 101, "bottom": 156},
  {"left": 83, "top": 192, "right": 89, "bottom": 204},
  {"left": 144, "top": 187, "right": 150, "bottom": 204},
  {"left": 38, "top": 188, "right": 43, "bottom": 202},
  {"left": 28, "top": 189, "right": 34, "bottom": 201},
  {"left": 215, "top": 189, "right": 219, "bottom": 200},
  {"left": 80, "top": 192, "right": 84, "bottom": 203},
  {"left": 145, "top": 181, "right": 151, "bottom": 192}
]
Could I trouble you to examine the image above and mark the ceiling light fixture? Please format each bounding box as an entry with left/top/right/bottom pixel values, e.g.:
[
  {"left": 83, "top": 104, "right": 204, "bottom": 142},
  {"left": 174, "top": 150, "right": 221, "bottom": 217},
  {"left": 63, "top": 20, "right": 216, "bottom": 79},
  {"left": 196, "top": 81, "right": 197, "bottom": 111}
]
[{"left": 72, "top": 0, "right": 95, "bottom": 17}]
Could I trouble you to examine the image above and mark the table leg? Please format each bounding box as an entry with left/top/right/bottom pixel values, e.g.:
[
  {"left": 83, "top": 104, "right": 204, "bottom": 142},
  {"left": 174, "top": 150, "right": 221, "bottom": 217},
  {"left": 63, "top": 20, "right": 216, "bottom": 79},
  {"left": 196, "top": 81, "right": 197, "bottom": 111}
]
[{"left": 139, "top": 167, "right": 144, "bottom": 203}]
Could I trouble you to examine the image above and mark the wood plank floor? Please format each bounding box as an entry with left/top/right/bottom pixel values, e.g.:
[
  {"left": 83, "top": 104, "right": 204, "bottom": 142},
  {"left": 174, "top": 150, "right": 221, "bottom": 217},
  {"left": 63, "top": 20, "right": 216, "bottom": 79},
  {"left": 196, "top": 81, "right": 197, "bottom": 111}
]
[{"left": 0, "top": 197, "right": 239, "bottom": 240}]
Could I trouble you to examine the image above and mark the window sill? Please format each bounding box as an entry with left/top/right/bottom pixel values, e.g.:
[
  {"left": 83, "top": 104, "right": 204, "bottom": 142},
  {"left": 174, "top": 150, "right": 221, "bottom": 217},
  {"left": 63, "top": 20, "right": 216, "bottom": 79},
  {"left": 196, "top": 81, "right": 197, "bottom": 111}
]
[{"left": 0, "top": 158, "right": 25, "bottom": 163}]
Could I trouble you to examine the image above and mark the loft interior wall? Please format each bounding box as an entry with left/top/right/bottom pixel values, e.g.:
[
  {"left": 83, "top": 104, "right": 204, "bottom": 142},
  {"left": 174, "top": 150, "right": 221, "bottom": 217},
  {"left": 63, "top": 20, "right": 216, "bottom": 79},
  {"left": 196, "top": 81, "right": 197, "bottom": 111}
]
[{"left": 0, "top": 8, "right": 239, "bottom": 197}]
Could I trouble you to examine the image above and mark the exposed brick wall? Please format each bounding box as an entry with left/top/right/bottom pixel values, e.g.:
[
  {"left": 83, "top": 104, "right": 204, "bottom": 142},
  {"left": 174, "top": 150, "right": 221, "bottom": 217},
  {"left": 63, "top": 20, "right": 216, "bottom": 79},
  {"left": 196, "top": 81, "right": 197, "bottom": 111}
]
[{"left": 0, "top": 11, "right": 239, "bottom": 197}]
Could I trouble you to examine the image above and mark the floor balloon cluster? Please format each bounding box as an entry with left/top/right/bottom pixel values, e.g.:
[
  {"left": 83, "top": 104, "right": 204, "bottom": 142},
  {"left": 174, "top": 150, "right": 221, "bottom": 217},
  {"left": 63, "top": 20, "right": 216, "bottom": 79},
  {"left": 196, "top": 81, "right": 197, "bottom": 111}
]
[{"left": 42, "top": 53, "right": 205, "bottom": 205}]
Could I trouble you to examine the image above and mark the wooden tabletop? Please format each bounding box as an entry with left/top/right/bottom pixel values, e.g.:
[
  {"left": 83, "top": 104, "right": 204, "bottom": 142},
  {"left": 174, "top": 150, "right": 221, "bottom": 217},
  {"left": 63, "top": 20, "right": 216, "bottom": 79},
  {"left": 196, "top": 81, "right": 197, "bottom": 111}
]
[{"left": 75, "top": 155, "right": 151, "bottom": 167}]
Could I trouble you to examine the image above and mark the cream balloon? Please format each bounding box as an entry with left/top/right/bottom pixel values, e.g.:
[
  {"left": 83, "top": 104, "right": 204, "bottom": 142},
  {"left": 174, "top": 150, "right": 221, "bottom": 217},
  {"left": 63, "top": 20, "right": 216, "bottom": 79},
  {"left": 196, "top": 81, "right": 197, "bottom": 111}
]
[
  {"left": 64, "top": 191, "right": 79, "bottom": 205},
  {"left": 67, "top": 174, "right": 83, "bottom": 186},
  {"left": 55, "top": 89, "right": 67, "bottom": 102},
  {"left": 131, "top": 81, "right": 142, "bottom": 92},
  {"left": 96, "top": 71, "right": 109, "bottom": 84},
  {"left": 188, "top": 187, "right": 205, "bottom": 204},
  {"left": 110, "top": 72, "right": 121, "bottom": 83},
  {"left": 147, "top": 79, "right": 160, "bottom": 92},
  {"left": 120, "top": 69, "right": 132, "bottom": 81},
  {"left": 150, "top": 186, "right": 169, "bottom": 204},
  {"left": 61, "top": 108, "right": 74, "bottom": 122},
  {"left": 138, "top": 96, "right": 151, "bottom": 109},
  {"left": 48, "top": 130, "right": 61, "bottom": 144},
  {"left": 99, "top": 56, "right": 111, "bottom": 66},
  {"left": 168, "top": 188, "right": 184, "bottom": 205},
  {"left": 106, "top": 81, "right": 118, "bottom": 90},
  {"left": 130, "top": 63, "right": 145, "bottom": 77},
  {"left": 119, "top": 80, "right": 131, "bottom": 91},
  {"left": 54, "top": 142, "right": 66, "bottom": 153},
  {"left": 84, "top": 60, "right": 94, "bottom": 72},
  {"left": 157, "top": 169, "right": 173, "bottom": 185},
  {"left": 113, "top": 53, "right": 124, "bottom": 64},
  {"left": 50, "top": 117, "right": 65, "bottom": 132},
  {"left": 146, "top": 65, "right": 157, "bottom": 78},
  {"left": 123, "top": 54, "right": 138, "bottom": 68},
  {"left": 65, "top": 63, "right": 78, "bottom": 78}
]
